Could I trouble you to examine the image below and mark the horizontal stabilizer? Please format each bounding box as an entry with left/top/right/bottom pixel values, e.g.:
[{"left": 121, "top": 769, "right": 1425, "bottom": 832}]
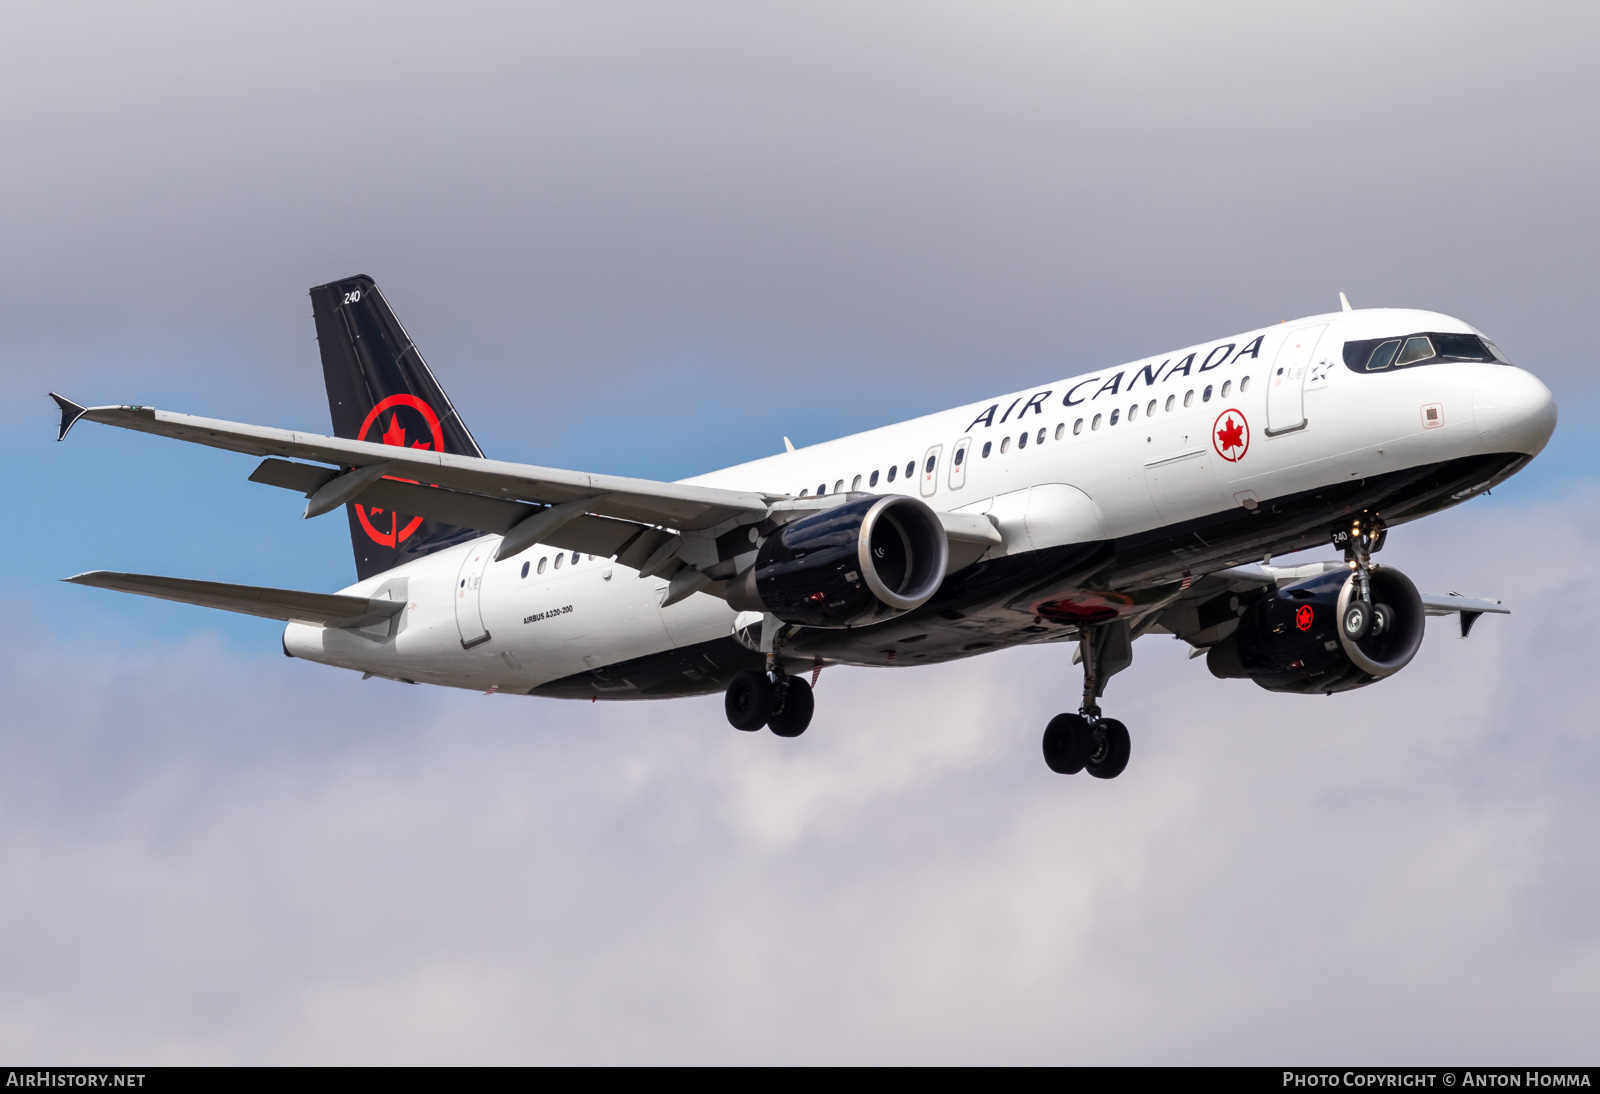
[{"left": 64, "top": 571, "right": 406, "bottom": 629}]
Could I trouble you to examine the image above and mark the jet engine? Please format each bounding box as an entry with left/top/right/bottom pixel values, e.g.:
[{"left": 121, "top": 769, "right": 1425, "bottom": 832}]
[
  {"left": 1206, "top": 567, "right": 1425, "bottom": 694},
  {"left": 727, "top": 495, "right": 948, "bottom": 627}
]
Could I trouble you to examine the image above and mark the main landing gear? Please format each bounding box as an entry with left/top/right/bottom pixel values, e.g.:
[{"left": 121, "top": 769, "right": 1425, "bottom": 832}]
[
  {"left": 1042, "top": 620, "right": 1132, "bottom": 779},
  {"left": 725, "top": 612, "right": 815, "bottom": 738}
]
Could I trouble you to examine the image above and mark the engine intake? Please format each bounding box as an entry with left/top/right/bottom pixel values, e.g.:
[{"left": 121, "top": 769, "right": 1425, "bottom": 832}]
[
  {"left": 729, "top": 495, "right": 948, "bottom": 627},
  {"left": 1206, "top": 567, "right": 1425, "bottom": 694}
]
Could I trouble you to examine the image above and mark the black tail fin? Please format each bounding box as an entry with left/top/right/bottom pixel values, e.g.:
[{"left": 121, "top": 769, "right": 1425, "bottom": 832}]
[{"left": 311, "top": 274, "right": 485, "bottom": 581}]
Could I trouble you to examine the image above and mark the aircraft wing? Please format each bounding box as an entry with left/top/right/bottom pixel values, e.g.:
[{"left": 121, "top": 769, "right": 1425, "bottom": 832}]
[
  {"left": 64, "top": 571, "right": 406, "bottom": 629},
  {"left": 51, "top": 396, "right": 776, "bottom": 534}
]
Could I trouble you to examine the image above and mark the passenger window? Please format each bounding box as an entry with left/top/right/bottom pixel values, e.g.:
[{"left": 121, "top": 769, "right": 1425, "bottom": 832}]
[
  {"left": 982, "top": 441, "right": 992, "bottom": 457},
  {"left": 1037, "top": 427, "right": 1046, "bottom": 445},
  {"left": 1092, "top": 414, "right": 1102, "bottom": 430},
  {"left": 1365, "top": 339, "right": 1401, "bottom": 371},
  {"left": 799, "top": 488, "right": 809, "bottom": 497},
  {"left": 1240, "top": 376, "right": 1251, "bottom": 392},
  {"left": 887, "top": 465, "right": 897, "bottom": 482},
  {"left": 1184, "top": 390, "right": 1194, "bottom": 407},
  {"left": 817, "top": 483, "right": 826, "bottom": 496},
  {"left": 1054, "top": 423, "right": 1064, "bottom": 440},
  {"left": 521, "top": 561, "right": 530, "bottom": 579},
  {"left": 1128, "top": 404, "right": 1138, "bottom": 422},
  {"left": 1203, "top": 385, "right": 1213, "bottom": 402},
  {"left": 1221, "top": 380, "right": 1231, "bottom": 398},
  {"left": 538, "top": 557, "right": 548, "bottom": 574},
  {"left": 852, "top": 474, "right": 862, "bottom": 490},
  {"left": 905, "top": 461, "right": 915, "bottom": 478},
  {"left": 924, "top": 456, "right": 935, "bottom": 473},
  {"left": 1110, "top": 409, "right": 1120, "bottom": 425},
  {"left": 554, "top": 554, "right": 564, "bottom": 569},
  {"left": 1018, "top": 431, "right": 1028, "bottom": 449},
  {"left": 869, "top": 469, "right": 879, "bottom": 487},
  {"left": 1001, "top": 437, "right": 1011, "bottom": 453},
  {"left": 1164, "top": 395, "right": 1175, "bottom": 412},
  {"left": 1146, "top": 400, "right": 1156, "bottom": 417},
  {"left": 1074, "top": 418, "right": 1083, "bottom": 435},
  {"left": 1396, "top": 336, "right": 1435, "bottom": 366},
  {"left": 834, "top": 479, "right": 844, "bottom": 493},
  {"left": 953, "top": 448, "right": 965, "bottom": 467}
]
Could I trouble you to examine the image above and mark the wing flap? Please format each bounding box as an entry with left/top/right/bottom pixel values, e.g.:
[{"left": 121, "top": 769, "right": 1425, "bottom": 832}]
[{"left": 64, "top": 571, "right": 405, "bottom": 629}]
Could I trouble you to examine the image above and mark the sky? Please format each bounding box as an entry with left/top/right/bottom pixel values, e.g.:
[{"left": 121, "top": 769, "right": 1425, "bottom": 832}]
[{"left": 1, "top": 0, "right": 1597, "bottom": 1064}]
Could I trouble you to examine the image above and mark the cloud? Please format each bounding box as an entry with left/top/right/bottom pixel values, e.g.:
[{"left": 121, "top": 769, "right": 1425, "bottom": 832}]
[{"left": 1, "top": 489, "right": 1595, "bottom": 1063}]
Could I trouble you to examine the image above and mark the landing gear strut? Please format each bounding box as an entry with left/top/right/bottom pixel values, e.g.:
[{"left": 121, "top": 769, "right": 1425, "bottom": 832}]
[
  {"left": 1042, "top": 620, "right": 1132, "bottom": 779},
  {"left": 1337, "top": 512, "right": 1391, "bottom": 642},
  {"left": 724, "top": 613, "right": 815, "bottom": 738}
]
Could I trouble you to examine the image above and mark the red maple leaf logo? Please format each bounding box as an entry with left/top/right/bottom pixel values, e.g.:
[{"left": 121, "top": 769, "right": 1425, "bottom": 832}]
[
  {"left": 1212, "top": 409, "right": 1249, "bottom": 462},
  {"left": 1217, "top": 417, "right": 1245, "bottom": 452}
]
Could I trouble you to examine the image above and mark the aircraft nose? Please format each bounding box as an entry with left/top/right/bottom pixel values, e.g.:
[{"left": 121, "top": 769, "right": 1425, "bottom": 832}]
[{"left": 1473, "top": 367, "right": 1557, "bottom": 457}]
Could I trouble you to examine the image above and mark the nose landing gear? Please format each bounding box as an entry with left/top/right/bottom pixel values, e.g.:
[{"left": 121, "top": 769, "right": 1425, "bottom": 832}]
[
  {"left": 1042, "top": 621, "right": 1133, "bottom": 779},
  {"left": 724, "top": 613, "right": 815, "bottom": 738},
  {"left": 1336, "top": 511, "right": 1392, "bottom": 642}
]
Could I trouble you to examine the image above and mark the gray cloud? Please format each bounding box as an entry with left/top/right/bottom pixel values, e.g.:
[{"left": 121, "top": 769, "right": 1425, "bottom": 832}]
[
  {"left": 1, "top": 493, "right": 1596, "bottom": 1063},
  {"left": 2, "top": 2, "right": 1596, "bottom": 460}
]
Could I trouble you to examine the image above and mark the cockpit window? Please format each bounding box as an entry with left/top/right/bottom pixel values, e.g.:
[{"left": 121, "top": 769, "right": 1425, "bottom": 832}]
[
  {"left": 1434, "top": 332, "right": 1493, "bottom": 361},
  {"left": 1343, "top": 331, "right": 1509, "bottom": 373},
  {"left": 1366, "top": 339, "right": 1401, "bottom": 371},
  {"left": 1395, "top": 336, "right": 1437, "bottom": 366}
]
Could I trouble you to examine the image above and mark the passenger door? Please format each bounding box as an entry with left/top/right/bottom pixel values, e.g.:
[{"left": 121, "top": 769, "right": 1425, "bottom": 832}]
[
  {"left": 1266, "top": 324, "right": 1327, "bottom": 435},
  {"left": 454, "top": 539, "right": 494, "bottom": 649}
]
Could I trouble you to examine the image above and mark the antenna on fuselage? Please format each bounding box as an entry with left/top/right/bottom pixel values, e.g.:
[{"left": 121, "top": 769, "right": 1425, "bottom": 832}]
[{"left": 1339, "top": 292, "right": 1353, "bottom": 312}]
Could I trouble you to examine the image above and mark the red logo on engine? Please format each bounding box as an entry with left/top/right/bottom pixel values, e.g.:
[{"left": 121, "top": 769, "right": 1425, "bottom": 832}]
[
  {"left": 1213, "top": 408, "right": 1249, "bottom": 462},
  {"left": 1295, "top": 604, "right": 1314, "bottom": 631},
  {"left": 354, "top": 394, "right": 444, "bottom": 547}
]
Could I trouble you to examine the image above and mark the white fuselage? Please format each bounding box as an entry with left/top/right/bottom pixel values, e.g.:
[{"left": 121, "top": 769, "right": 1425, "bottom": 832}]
[{"left": 284, "top": 307, "right": 1556, "bottom": 695}]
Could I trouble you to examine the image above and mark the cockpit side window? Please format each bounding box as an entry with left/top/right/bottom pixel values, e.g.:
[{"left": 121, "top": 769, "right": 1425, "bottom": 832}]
[
  {"left": 1343, "top": 331, "right": 1509, "bottom": 373},
  {"left": 1366, "top": 340, "right": 1401, "bottom": 371},
  {"left": 1395, "top": 336, "right": 1437, "bottom": 366}
]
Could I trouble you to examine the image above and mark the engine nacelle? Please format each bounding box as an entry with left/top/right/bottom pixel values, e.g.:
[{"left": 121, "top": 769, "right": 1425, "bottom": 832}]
[
  {"left": 1206, "top": 567, "right": 1426, "bottom": 694},
  {"left": 728, "top": 495, "right": 949, "bottom": 628}
]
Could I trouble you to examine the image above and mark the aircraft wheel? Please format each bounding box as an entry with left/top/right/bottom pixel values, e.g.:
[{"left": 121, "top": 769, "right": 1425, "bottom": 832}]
[
  {"left": 768, "top": 676, "right": 814, "bottom": 738},
  {"left": 1369, "top": 602, "right": 1395, "bottom": 639},
  {"left": 1042, "top": 713, "right": 1093, "bottom": 774},
  {"left": 1342, "top": 601, "right": 1372, "bottom": 641},
  {"left": 725, "top": 670, "right": 775, "bottom": 731},
  {"left": 1085, "top": 718, "right": 1131, "bottom": 780}
]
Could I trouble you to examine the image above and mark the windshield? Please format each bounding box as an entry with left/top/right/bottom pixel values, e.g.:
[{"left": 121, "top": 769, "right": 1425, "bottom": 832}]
[{"left": 1343, "top": 332, "right": 1511, "bottom": 373}]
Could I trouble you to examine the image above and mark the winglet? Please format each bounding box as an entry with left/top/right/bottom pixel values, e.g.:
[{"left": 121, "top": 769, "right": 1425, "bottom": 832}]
[
  {"left": 49, "top": 393, "right": 88, "bottom": 441},
  {"left": 1339, "top": 292, "right": 1353, "bottom": 313},
  {"left": 783, "top": 436, "right": 795, "bottom": 453}
]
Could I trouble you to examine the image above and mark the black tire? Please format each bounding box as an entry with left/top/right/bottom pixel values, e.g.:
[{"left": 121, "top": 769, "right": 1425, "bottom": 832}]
[
  {"left": 1042, "top": 713, "right": 1092, "bottom": 774},
  {"left": 1342, "top": 601, "right": 1372, "bottom": 641},
  {"left": 1369, "top": 602, "right": 1394, "bottom": 638},
  {"left": 1085, "top": 718, "right": 1130, "bottom": 780},
  {"left": 768, "top": 676, "right": 814, "bottom": 737},
  {"left": 725, "top": 670, "right": 775, "bottom": 731}
]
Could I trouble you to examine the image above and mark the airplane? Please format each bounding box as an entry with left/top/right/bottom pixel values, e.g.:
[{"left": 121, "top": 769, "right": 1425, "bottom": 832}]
[{"left": 50, "top": 277, "right": 1556, "bottom": 779}]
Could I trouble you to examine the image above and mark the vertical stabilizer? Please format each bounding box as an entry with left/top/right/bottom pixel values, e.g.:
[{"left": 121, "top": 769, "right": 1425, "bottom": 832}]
[{"left": 310, "top": 275, "right": 485, "bottom": 580}]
